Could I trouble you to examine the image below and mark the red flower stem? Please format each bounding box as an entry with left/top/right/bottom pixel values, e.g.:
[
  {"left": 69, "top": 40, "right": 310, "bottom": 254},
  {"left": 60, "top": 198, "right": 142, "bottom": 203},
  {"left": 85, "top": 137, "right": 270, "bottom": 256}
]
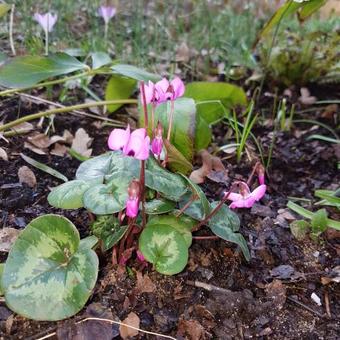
[
  {"left": 140, "top": 160, "right": 146, "bottom": 228},
  {"left": 192, "top": 183, "right": 238, "bottom": 232},
  {"left": 140, "top": 81, "right": 149, "bottom": 129},
  {"left": 166, "top": 99, "right": 175, "bottom": 141},
  {"left": 175, "top": 194, "right": 198, "bottom": 218},
  {"left": 247, "top": 161, "right": 260, "bottom": 186}
]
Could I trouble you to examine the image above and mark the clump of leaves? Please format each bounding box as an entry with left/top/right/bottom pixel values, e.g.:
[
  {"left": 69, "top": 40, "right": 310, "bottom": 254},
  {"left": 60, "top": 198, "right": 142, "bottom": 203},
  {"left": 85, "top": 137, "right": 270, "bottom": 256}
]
[{"left": 259, "top": 20, "right": 340, "bottom": 86}]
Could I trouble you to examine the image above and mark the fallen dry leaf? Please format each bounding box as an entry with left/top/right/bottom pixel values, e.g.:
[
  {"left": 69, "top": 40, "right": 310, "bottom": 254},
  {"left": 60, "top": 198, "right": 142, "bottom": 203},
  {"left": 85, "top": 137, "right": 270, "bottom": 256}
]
[
  {"left": 71, "top": 128, "right": 93, "bottom": 157},
  {"left": 119, "top": 312, "right": 140, "bottom": 339},
  {"left": 189, "top": 150, "right": 227, "bottom": 184},
  {"left": 265, "top": 279, "right": 286, "bottom": 310},
  {"left": 0, "top": 147, "right": 8, "bottom": 161},
  {"left": 136, "top": 271, "right": 156, "bottom": 293},
  {"left": 299, "top": 87, "right": 317, "bottom": 106},
  {"left": 177, "top": 319, "right": 205, "bottom": 340},
  {"left": 0, "top": 228, "right": 21, "bottom": 252},
  {"left": 50, "top": 143, "right": 68, "bottom": 157},
  {"left": 27, "top": 133, "right": 51, "bottom": 149},
  {"left": 18, "top": 166, "right": 36, "bottom": 188}
]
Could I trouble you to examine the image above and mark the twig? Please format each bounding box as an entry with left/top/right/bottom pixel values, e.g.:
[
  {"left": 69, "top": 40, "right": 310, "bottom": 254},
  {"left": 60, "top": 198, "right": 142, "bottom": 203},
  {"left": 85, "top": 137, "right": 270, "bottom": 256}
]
[
  {"left": 193, "top": 236, "right": 219, "bottom": 241},
  {"left": 0, "top": 99, "right": 137, "bottom": 133},
  {"left": 324, "top": 290, "right": 331, "bottom": 318},
  {"left": 9, "top": 4, "right": 16, "bottom": 56},
  {"left": 186, "top": 280, "right": 230, "bottom": 294},
  {"left": 33, "top": 317, "right": 177, "bottom": 340},
  {"left": 17, "top": 92, "right": 125, "bottom": 126},
  {"left": 287, "top": 296, "right": 325, "bottom": 319}
]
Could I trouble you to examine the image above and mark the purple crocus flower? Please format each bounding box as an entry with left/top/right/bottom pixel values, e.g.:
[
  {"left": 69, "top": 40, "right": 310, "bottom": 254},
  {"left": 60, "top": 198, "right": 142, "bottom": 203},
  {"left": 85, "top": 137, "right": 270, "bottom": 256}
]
[
  {"left": 33, "top": 12, "right": 58, "bottom": 32},
  {"left": 108, "top": 125, "right": 150, "bottom": 160},
  {"left": 226, "top": 182, "right": 266, "bottom": 209},
  {"left": 98, "top": 5, "right": 116, "bottom": 24}
]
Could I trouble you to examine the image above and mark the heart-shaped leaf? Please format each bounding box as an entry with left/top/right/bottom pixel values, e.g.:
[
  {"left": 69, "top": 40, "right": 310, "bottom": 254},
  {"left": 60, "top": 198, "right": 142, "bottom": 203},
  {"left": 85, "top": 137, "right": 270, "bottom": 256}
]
[
  {"left": 0, "top": 53, "right": 87, "bottom": 88},
  {"left": 111, "top": 64, "right": 161, "bottom": 82},
  {"left": 208, "top": 202, "right": 249, "bottom": 260},
  {"left": 83, "top": 177, "right": 130, "bottom": 215},
  {"left": 139, "top": 224, "right": 188, "bottom": 275},
  {"left": 145, "top": 199, "right": 176, "bottom": 215},
  {"left": 76, "top": 151, "right": 140, "bottom": 184},
  {"left": 184, "top": 82, "right": 247, "bottom": 123},
  {"left": 91, "top": 216, "right": 128, "bottom": 251},
  {"left": 145, "top": 156, "right": 188, "bottom": 201},
  {"left": 105, "top": 75, "right": 136, "bottom": 113},
  {"left": 195, "top": 114, "right": 212, "bottom": 151},
  {"left": 48, "top": 180, "right": 91, "bottom": 209},
  {"left": 2, "top": 215, "right": 99, "bottom": 321},
  {"left": 147, "top": 213, "right": 195, "bottom": 247}
]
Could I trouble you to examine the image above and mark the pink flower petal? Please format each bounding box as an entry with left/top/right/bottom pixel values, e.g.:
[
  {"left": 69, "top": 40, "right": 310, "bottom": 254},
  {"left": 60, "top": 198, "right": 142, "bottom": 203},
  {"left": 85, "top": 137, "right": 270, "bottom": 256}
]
[
  {"left": 155, "top": 78, "right": 169, "bottom": 93},
  {"left": 225, "top": 192, "right": 243, "bottom": 202},
  {"left": 171, "top": 77, "right": 185, "bottom": 99},
  {"left": 135, "top": 136, "right": 150, "bottom": 160},
  {"left": 251, "top": 184, "right": 266, "bottom": 202},
  {"left": 126, "top": 197, "right": 139, "bottom": 217},
  {"left": 144, "top": 81, "right": 155, "bottom": 104},
  {"left": 108, "top": 125, "right": 130, "bottom": 151}
]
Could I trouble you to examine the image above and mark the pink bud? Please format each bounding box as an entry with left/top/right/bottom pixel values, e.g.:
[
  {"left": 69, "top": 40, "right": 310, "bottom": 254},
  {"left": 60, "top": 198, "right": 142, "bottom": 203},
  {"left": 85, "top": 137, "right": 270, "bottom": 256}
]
[
  {"left": 151, "top": 121, "right": 163, "bottom": 156},
  {"left": 126, "top": 180, "right": 140, "bottom": 218},
  {"left": 136, "top": 250, "right": 145, "bottom": 262}
]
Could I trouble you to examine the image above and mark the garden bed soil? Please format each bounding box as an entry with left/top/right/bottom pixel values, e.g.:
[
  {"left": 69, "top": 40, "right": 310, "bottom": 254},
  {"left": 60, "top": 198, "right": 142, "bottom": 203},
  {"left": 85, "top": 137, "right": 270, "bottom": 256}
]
[{"left": 0, "top": 88, "right": 339, "bottom": 339}]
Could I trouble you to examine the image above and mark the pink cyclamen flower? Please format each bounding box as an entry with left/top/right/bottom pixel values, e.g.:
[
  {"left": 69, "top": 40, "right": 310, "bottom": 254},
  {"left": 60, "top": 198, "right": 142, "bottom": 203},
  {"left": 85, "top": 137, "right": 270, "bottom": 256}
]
[
  {"left": 98, "top": 6, "right": 116, "bottom": 24},
  {"left": 144, "top": 77, "right": 185, "bottom": 105},
  {"left": 151, "top": 121, "right": 163, "bottom": 156},
  {"left": 226, "top": 182, "right": 266, "bottom": 209},
  {"left": 126, "top": 180, "right": 140, "bottom": 218},
  {"left": 108, "top": 125, "right": 150, "bottom": 160},
  {"left": 155, "top": 77, "right": 185, "bottom": 101},
  {"left": 34, "top": 12, "right": 58, "bottom": 32}
]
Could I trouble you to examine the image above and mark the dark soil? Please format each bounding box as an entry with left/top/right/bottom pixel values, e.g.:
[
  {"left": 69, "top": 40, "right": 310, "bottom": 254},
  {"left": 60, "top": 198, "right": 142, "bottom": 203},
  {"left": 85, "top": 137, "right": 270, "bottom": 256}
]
[{"left": 0, "top": 86, "right": 339, "bottom": 340}]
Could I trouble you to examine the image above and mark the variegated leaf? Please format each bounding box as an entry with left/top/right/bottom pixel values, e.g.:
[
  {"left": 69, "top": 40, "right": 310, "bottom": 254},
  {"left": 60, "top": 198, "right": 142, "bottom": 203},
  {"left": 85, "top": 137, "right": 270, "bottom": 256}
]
[
  {"left": 139, "top": 224, "right": 188, "bottom": 275},
  {"left": 2, "top": 215, "right": 98, "bottom": 321}
]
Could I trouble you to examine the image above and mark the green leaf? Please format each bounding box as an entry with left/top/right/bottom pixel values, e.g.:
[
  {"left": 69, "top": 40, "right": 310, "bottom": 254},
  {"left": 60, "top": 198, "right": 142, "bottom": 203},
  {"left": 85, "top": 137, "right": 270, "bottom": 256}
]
[
  {"left": 147, "top": 213, "right": 195, "bottom": 247},
  {"left": 76, "top": 151, "right": 140, "bottom": 184},
  {"left": 208, "top": 202, "right": 249, "bottom": 260},
  {"left": 195, "top": 114, "right": 212, "bottom": 151},
  {"left": 298, "top": 0, "right": 326, "bottom": 20},
  {"left": 145, "top": 156, "right": 188, "bottom": 201},
  {"left": 79, "top": 235, "right": 98, "bottom": 250},
  {"left": 83, "top": 178, "right": 130, "bottom": 215},
  {"left": 163, "top": 139, "right": 193, "bottom": 175},
  {"left": 290, "top": 220, "right": 310, "bottom": 240},
  {"left": 145, "top": 199, "right": 176, "bottom": 215},
  {"left": 185, "top": 82, "right": 247, "bottom": 123},
  {"left": 260, "top": 1, "right": 302, "bottom": 37},
  {"left": 21, "top": 153, "right": 68, "bottom": 182},
  {"left": 208, "top": 201, "right": 240, "bottom": 232},
  {"left": 48, "top": 180, "right": 90, "bottom": 209},
  {"left": 0, "top": 263, "right": 4, "bottom": 296},
  {"left": 311, "top": 209, "right": 328, "bottom": 234},
  {"left": 180, "top": 175, "right": 210, "bottom": 219},
  {"left": 142, "top": 97, "right": 196, "bottom": 162},
  {"left": 91, "top": 52, "right": 112, "bottom": 69},
  {"left": 2, "top": 215, "right": 99, "bottom": 321},
  {"left": 91, "top": 216, "right": 128, "bottom": 251},
  {"left": 0, "top": 53, "right": 87, "bottom": 88},
  {"left": 314, "top": 189, "right": 340, "bottom": 208},
  {"left": 111, "top": 64, "right": 161, "bottom": 82},
  {"left": 0, "top": 4, "right": 11, "bottom": 18},
  {"left": 105, "top": 75, "right": 136, "bottom": 113},
  {"left": 139, "top": 224, "right": 188, "bottom": 275}
]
